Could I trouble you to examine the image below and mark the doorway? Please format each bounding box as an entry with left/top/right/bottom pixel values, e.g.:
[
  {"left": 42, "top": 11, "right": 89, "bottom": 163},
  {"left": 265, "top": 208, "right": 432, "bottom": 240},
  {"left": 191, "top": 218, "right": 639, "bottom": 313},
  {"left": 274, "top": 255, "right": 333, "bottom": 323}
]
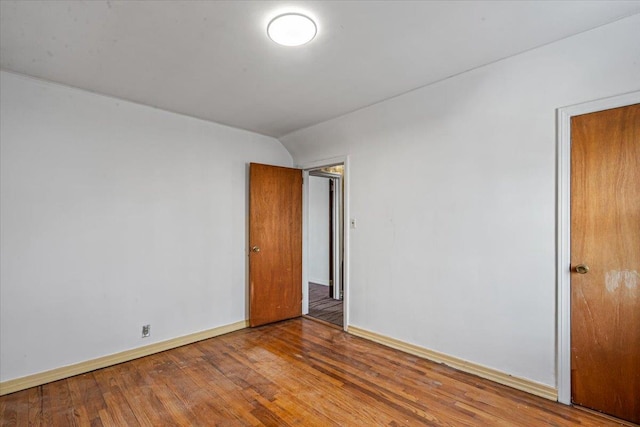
[
  {"left": 306, "top": 163, "right": 345, "bottom": 327},
  {"left": 557, "top": 92, "right": 640, "bottom": 419}
]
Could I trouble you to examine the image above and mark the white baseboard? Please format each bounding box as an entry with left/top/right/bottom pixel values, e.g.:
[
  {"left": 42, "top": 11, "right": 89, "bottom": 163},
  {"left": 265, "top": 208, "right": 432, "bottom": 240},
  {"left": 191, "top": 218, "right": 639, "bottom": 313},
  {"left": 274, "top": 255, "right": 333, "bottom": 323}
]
[
  {"left": 0, "top": 320, "right": 249, "bottom": 396},
  {"left": 2, "top": 321, "right": 557, "bottom": 402},
  {"left": 309, "top": 279, "right": 330, "bottom": 286},
  {"left": 347, "top": 325, "right": 557, "bottom": 401}
]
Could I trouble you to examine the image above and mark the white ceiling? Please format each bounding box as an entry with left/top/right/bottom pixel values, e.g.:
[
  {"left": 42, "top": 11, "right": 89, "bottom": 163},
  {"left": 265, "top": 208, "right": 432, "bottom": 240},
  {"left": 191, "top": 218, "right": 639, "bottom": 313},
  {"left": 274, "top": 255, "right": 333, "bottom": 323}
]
[{"left": 2, "top": 1, "right": 639, "bottom": 138}]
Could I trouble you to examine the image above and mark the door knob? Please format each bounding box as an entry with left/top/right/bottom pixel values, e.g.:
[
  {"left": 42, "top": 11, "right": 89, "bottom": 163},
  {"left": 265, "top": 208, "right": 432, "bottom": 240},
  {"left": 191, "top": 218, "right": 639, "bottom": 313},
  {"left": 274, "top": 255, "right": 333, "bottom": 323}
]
[
  {"left": 574, "top": 264, "right": 589, "bottom": 274},
  {"left": 251, "top": 246, "right": 261, "bottom": 253}
]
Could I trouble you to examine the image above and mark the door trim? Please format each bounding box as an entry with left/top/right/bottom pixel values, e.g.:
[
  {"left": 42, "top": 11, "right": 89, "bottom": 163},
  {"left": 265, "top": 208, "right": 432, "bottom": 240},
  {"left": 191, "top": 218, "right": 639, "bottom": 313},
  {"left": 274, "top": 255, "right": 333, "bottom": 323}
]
[
  {"left": 556, "top": 90, "right": 640, "bottom": 405},
  {"left": 299, "top": 155, "right": 350, "bottom": 331}
]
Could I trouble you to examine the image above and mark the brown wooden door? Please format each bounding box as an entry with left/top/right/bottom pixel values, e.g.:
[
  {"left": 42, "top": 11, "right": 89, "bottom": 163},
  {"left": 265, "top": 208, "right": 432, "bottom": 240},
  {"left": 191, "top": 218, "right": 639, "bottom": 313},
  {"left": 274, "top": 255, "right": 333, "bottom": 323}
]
[
  {"left": 570, "top": 103, "right": 640, "bottom": 423},
  {"left": 249, "top": 163, "right": 302, "bottom": 327}
]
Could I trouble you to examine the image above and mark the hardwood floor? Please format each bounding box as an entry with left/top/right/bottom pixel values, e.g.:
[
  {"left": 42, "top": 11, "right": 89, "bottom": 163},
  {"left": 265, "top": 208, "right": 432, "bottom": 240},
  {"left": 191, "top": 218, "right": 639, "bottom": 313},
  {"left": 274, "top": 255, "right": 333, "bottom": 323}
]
[
  {"left": 308, "top": 282, "right": 343, "bottom": 327},
  {"left": 0, "top": 318, "right": 629, "bottom": 426}
]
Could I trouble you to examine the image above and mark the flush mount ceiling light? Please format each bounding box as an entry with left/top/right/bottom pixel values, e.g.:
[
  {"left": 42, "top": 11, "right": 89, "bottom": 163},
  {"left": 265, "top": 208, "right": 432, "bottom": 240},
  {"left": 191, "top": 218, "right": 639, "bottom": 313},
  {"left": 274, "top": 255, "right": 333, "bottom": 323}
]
[{"left": 267, "top": 13, "right": 317, "bottom": 46}]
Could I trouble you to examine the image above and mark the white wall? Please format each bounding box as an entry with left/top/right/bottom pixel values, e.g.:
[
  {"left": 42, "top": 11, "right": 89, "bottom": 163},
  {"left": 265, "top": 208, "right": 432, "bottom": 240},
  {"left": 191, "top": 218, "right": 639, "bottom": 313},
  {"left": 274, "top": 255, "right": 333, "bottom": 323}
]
[
  {"left": 0, "top": 71, "right": 292, "bottom": 382},
  {"left": 308, "top": 176, "right": 330, "bottom": 285},
  {"left": 281, "top": 15, "right": 640, "bottom": 388}
]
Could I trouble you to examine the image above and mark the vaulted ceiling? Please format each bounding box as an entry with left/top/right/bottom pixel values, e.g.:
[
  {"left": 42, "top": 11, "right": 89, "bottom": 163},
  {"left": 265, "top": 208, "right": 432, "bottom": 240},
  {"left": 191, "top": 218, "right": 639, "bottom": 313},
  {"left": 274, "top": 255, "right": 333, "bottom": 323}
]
[{"left": 2, "top": 1, "right": 639, "bottom": 138}]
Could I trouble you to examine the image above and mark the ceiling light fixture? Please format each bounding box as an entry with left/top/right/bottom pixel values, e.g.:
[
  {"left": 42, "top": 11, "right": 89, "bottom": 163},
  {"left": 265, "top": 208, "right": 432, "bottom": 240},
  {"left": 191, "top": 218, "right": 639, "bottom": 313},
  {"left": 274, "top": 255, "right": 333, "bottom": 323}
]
[{"left": 267, "top": 13, "right": 317, "bottom": 46}]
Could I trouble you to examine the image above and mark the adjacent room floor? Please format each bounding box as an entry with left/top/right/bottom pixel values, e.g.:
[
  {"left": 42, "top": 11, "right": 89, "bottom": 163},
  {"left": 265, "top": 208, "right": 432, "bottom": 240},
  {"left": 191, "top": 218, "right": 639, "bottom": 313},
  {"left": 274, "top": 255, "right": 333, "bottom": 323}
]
[
  {"left": 0, "top": 318, "right": 627, "bottom": 426},
  {"left": 308, "top": 282, "right": 343, "bottom": 327}
]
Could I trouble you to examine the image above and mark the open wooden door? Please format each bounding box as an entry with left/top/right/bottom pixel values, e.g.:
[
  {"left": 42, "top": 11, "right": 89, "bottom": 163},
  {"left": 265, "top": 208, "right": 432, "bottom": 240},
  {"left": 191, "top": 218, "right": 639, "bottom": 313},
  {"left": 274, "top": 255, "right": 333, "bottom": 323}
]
[
  {"left": 570, "top": 104, "right": 639, "bottom": 423},
  {"left": 249, "top": 163, "right": 302, "bottom": 327}
]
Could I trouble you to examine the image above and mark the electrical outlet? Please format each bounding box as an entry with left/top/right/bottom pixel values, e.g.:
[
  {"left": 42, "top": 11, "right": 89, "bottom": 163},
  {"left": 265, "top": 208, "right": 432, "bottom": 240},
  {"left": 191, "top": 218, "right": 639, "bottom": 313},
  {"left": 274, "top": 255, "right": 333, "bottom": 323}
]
[{"left": 142, "top": 324, "right": 151, "bottom": 338}]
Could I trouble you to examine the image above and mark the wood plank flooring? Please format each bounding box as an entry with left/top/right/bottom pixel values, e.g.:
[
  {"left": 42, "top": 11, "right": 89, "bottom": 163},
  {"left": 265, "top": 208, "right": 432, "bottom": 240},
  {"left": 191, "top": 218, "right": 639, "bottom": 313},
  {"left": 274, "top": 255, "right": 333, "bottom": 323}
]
[
  {"left": 0, "top": 318, "right": 630, "bottom": 426},
  {"left": 308, "top": 282, "right": 343, "bottom": 327}
]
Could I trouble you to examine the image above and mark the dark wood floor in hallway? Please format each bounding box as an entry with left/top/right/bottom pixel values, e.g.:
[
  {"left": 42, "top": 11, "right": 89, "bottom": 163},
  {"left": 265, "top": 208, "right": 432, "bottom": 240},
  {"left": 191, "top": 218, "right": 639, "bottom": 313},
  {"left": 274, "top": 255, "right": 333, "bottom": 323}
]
[
  {"left": 0, "top": 318, "right": 627, "bottom": 426},
  {"left": 308, "top": 282, "right": 343, "bottom": 327}
]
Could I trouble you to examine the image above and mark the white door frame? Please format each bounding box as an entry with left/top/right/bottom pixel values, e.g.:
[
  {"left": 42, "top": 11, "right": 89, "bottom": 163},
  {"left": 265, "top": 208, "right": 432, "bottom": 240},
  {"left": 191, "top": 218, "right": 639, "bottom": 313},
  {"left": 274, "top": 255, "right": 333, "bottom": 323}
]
[
  {"left": 299, "top": 155, "right": 350, "bottom": 330},
  {"left": 556, "top": 91, "right": 640, "bottom": 404}
]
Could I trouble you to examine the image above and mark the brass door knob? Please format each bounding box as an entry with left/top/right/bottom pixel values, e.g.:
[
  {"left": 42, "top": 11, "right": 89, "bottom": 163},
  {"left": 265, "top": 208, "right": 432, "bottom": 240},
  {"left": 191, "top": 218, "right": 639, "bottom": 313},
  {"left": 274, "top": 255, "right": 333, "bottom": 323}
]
[
  {"left": 574, "top": 264, "right": 589, "bottom": 274},
  {"left": 251, "top": 246, "right": 261, "bottom": 253}
]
